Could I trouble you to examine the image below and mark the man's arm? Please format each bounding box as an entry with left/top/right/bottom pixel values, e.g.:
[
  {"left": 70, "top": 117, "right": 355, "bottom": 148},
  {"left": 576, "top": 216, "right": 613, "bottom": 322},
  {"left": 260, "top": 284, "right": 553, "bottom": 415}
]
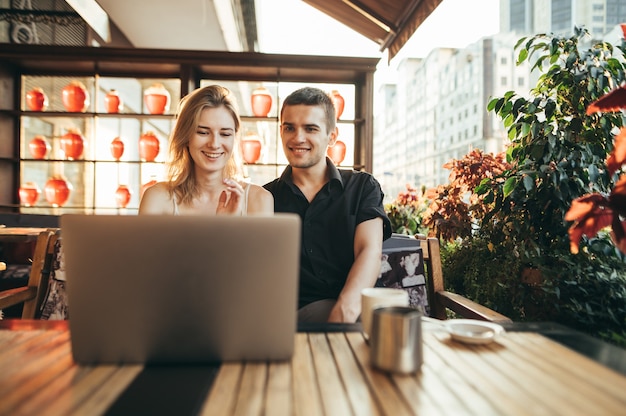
[{"left": 327, "top": 217, "right": 383, "bottom": 323}]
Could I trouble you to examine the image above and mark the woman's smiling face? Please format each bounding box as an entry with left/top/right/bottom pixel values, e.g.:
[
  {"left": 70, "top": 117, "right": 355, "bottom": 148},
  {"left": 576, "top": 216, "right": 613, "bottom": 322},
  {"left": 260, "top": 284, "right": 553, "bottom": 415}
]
[{"left": 188, "top": 106, "right": 236, "bottom": 173}]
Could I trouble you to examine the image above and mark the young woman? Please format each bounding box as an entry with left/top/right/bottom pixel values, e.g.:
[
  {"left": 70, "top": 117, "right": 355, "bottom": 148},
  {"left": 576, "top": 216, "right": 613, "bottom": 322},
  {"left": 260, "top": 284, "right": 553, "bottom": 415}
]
[{"left": 139, "top": 85, "right": 273, "bottom": 215}]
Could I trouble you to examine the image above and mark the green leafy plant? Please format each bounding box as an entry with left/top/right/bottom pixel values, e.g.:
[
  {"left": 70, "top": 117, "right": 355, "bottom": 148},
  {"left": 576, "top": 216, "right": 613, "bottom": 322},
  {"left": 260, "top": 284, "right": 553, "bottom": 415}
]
[
  {"left": 480, "top": 27, "right": 625, "bottom": 259},
  {"left": 438, "top": 28, "right": 626, "bottom": 346},
  {"left": 385, "top": 185, "right": 429, "bottom": 236},
  {"left": 566, "top": 96, "right": 626, "bottom": 253}
]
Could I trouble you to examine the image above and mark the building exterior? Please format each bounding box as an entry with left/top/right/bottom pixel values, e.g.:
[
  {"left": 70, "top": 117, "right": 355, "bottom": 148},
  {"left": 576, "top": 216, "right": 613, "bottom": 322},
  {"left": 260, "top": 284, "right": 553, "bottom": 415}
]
[
  {"left": 375, "top": 0, "right": 626, "bottom": 201},
  {"left": 501, "top": 0, "right": 626, "bottom": 39},
  {"left": 374, "top": 32, "right": 528, "bottom": 198}
]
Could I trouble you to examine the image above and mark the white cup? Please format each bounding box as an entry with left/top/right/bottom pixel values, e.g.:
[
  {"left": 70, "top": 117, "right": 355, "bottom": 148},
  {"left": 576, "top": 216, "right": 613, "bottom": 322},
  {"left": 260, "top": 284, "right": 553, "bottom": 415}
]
[{"left": 361, "top": 287, "right": 409, "bottom": 339}]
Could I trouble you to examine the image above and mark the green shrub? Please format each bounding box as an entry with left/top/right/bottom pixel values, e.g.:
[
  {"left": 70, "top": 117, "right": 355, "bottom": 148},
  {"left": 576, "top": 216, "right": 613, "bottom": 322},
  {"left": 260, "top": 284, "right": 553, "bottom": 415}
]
[{"left": 438, "top": 28, "right": 626, "bottom": 346}]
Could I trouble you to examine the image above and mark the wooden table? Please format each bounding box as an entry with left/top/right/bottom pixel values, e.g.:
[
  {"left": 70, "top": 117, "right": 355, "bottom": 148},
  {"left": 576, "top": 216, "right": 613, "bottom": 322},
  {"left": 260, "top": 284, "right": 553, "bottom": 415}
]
[
  {"left": 1, "top": 320, "right": 625, "bottom": 416},
  {"left": 0, "top": 227, "right": 49, "bottom": 243}
]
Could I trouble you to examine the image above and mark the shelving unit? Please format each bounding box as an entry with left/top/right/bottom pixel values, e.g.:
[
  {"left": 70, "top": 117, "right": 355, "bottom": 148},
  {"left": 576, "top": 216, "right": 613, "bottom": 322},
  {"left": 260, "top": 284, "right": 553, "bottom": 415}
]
[{"left": 0, "top": 44, "right": 379, "bottom": 215}]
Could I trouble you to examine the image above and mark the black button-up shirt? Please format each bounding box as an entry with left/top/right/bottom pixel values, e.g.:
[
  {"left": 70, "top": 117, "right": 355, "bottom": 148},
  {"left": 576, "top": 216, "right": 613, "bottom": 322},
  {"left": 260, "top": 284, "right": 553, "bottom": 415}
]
[{"left": 264, "top": 160, "right": 391, "bottom": 308}]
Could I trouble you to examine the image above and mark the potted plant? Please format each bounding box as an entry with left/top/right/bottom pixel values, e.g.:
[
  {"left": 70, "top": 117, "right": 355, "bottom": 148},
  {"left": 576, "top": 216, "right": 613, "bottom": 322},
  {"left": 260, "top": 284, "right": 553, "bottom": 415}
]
[{"left": 385, "top": 185, "right": 429, "bottom": 236}]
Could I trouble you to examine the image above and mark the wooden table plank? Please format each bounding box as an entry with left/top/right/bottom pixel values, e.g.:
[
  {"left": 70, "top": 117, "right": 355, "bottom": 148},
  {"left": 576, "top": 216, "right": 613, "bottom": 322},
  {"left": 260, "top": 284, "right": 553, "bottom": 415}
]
[
  {"left": 345, "top": 332, "right": 414, "bottom": 416},
  {"left": 0, "top": 330, "right": 74, "bottom": 415},
  {"left": 0, "top": 227, "right": 48, "bottom": 242},
  {"left": 232, "top": 362, "right": 267, "bottom": 416},
  {"left": 425, "top": 332, "right": 543, "bottom": 416},
  {"left": 516, "top": 332, "right": 626, "bottom": 403},
  {"left": 309, "top": 333, "right": 353, "bottom": 415},
  {"left": 492, "top": 333, "right": 606, "bottom": 414},
  {"left": 291, "top": 333, "right": 324, "bottom": 416},
  {"left": 326, "top": 332, "right": 381, "bottom": 416},
  {"left": 0, "top": 330, "right": 64, "bottom": 368},
  {"left": 69, "top": 366, "right": 143, "bottom": 416},
  {"left": 264, "top": 361, "right": 293, "bottom": 416},
  {"left": 8, "top": 359, "right": 83, "bottom": 415},
  {"left": 416, "top": 332, "right": 500, "bottom": 415},
  {"left": 0, "top": 348, "right": 75, "bottom": 415},
  {"left": 501, "top": 333, "right": 626, "bottom": 415},
  {"left": 201, "top": 363, "right": 244, "bottom": 416},
  {"left": 40, "top": 366, "right": 120, "bottom": 415}
]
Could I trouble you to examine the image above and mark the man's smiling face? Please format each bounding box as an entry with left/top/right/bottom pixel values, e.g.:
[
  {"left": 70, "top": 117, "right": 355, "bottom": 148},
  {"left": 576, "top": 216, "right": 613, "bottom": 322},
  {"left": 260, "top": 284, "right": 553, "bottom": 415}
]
[{"left": 280, "top": 104, "right": 337, "bottom": 169}]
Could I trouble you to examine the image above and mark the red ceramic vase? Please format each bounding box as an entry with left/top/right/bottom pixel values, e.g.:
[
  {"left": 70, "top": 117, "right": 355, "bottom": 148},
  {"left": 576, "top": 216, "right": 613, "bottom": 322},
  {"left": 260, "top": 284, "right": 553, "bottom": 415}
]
[
  {"left": 62, "top": 81, "right": 89, "bottom": 112},
  {"left": 18, "top": 182, "right": 41, "bottom": 207},
  {"left": 44, "top": 177, "right": 72, "bottom": 207},
  {"left": 115, "top": 185, "right": 132, "bottom": 208},
  {"left": 141, "top": 179, "right": 158, "bottom": 199},
  {"left": 251, "top": 86, "right": 272, "bottom": 117},
  {"left": 327, "top": 140, "right": 347, "bottom": 165},
  {"left": 241, "top": 136, "right": 262, "bottom": 164},
  {"left": 331, "top": 90, "right": 345, "bottom": 120},
  {"left": 28, "top": 135, "right": 50, "bottom": 159},
  {"left": 60, "top": 130, "right": 85, "bottom": 160},
  {"left": 26, "top": 87, "right": 48, "bottom": 111},
  {"left": 139, "top": 132, "right": 160, "bottom": 162},
  {"left": 110, "top": 137, "right": 124, "bottom": 160},
  {"left": 144, "top": 83, "right": 170, "bottom": 114},
  {"left": 104, "top": 89, "right": 123, "bottom": 113}
]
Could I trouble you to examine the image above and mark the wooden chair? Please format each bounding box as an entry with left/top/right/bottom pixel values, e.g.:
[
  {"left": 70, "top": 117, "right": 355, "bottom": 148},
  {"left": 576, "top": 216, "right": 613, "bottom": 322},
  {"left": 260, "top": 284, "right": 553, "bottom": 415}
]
[
  {"left": 382, "top": 234, "right": 511, "bottom": 323},
  {"left": 0, "top": 229, "right": 60, "bottom": 319}
]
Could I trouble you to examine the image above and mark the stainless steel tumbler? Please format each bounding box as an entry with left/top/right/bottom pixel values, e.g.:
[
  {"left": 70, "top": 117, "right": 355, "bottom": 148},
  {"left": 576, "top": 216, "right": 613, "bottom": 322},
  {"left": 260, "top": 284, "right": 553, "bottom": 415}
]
[{"left": 370, "top": 306, "right": 423, "bottom": 374}]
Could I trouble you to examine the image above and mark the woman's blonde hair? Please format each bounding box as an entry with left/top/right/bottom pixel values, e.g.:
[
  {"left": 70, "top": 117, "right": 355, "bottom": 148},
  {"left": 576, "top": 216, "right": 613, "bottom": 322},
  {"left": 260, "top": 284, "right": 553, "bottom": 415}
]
[{"left": 166, "top": 85, "right": 243, "bottom": 204}]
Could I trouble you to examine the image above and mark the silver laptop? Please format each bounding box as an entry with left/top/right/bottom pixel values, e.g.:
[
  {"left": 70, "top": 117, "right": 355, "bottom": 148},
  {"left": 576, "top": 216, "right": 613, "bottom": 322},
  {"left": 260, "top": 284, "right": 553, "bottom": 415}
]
[{"left": 61, "top": 213, "right": 301, "bottom": 365}]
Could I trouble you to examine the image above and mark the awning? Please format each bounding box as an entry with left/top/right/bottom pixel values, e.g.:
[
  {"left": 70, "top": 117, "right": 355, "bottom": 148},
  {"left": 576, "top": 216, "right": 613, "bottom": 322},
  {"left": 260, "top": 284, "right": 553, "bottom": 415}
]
[{"left": 303, "top": 0, "right": 443, "bottom": 61}]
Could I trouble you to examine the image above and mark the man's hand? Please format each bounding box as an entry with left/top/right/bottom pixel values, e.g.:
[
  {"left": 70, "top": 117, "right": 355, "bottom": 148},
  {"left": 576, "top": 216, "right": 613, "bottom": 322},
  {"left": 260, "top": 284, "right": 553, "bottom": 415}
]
[{"left": 327, "top": 297, "right": 360, "bottom": 323}]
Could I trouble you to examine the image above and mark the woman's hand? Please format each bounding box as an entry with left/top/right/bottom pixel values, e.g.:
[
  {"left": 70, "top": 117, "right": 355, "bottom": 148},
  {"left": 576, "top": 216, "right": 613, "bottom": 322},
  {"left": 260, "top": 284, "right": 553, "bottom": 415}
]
[{"left": 217, "top": 179, "right": 245, "bottom": 215}]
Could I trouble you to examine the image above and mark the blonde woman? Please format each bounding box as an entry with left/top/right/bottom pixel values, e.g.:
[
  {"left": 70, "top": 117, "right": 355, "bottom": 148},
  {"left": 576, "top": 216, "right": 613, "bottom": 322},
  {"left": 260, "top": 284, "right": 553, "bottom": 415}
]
[{"left": 139, "top": 85, "right": 273, "bottom": 215}]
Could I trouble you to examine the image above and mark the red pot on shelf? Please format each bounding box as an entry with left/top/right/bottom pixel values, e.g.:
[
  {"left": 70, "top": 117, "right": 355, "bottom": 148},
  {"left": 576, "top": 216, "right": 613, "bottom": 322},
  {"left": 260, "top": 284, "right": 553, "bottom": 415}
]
[
  {"left": 251, "top": 86, "right": 272, "bottom": 117},
  {"left": 331, "top": 90, "right": 345, "bottom": 120},
  {"left": 110, "top": 137, "right": 124, "bottom": 160},
  {"left": 139, "top": 132, "right": 160, "bottom": 162},
  {"left": 104, "top": 89, "right": 123, "bottom": 113},
  {"left": 61, "top": 81, "right": 89, "bottom": 112},
  {"left": 115, "top": 185, "right": 132, "bottom": 208},
  {"left": 241, "top": 134, "right": 262, "bottom": 164},
  {"left": 26, "top": 87, "right": 48, "bottom": 111},
  {"left": 44, "top": 177, "right": 72, "bottom": 207},
  {"left": 28, "top": 135, "right": 50, "bottom": 159},
  {"left": 18, "top": 182, "right": 41, "bottom": 207},
  {"left": 144, "top": 83, "right": 170, "bottom": 114},
  {"left": 327, "top": 140, "right": 347, "bottom": 165},
  {"left": 60, "top": 130, "right": 85, "bottom": 160}
]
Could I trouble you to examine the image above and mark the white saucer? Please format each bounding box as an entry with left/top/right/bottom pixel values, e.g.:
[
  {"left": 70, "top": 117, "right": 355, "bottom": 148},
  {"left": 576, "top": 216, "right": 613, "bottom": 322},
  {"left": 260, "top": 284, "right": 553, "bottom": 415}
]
[{"left": 444, "top": 319, "right": 505, "bottom": 344}]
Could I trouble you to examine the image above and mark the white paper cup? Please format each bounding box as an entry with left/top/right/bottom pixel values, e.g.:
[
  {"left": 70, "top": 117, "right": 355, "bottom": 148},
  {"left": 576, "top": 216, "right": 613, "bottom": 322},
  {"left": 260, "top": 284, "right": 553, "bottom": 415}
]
[{"left": 361, "top": 287, "right": 409, "bottom": 339}]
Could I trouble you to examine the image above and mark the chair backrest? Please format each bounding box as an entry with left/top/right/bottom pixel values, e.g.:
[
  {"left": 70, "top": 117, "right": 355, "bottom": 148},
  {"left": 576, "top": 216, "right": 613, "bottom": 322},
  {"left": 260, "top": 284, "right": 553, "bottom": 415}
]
[
  {"left": 415, "top": 235, "right": 446, "bottom": 319},
  {"left": 25, "top": 229, "right": 60, "bottom": 319},
  {"left": 378, "top": 233, "right": 429, "bottom": 314},
  {"left": 380, "top": 234, "right": 511, "bottom": 323},
  {"left": 0, "top": 228, "right": 60, "bottom": 319}
]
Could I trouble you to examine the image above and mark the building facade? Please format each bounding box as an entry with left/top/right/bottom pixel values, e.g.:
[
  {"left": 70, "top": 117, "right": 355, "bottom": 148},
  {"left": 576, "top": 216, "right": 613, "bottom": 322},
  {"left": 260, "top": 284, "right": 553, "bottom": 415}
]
[
  {"left": 375, "top": 0, "right": 626, "bottom": 201},
  {"left": 501, "top": 0, "right": 626, "bottom": 39},
  {"left": 374, "top": 33, "right": 528, "bottom": 198}
]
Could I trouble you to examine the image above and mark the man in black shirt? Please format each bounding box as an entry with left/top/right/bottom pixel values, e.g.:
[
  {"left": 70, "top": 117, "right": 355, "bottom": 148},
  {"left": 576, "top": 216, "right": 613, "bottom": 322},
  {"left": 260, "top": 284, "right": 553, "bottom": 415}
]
[{"left": 264, "top": 87, "right": 391, "bottom": 323}]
